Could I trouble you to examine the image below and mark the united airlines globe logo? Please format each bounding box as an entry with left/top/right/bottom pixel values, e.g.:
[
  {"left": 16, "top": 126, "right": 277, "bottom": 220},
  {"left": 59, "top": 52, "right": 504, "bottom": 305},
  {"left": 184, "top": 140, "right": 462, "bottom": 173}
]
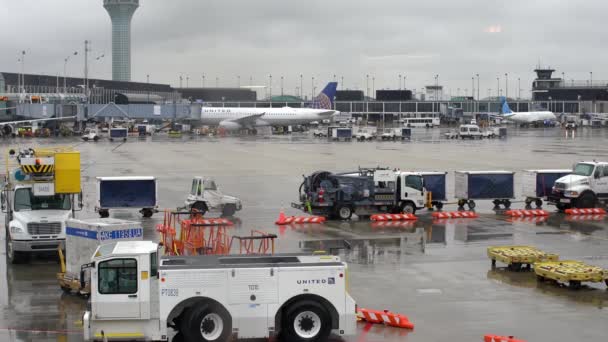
[{"left": 314, "top": 93, "right": 332, "bottom": 109}]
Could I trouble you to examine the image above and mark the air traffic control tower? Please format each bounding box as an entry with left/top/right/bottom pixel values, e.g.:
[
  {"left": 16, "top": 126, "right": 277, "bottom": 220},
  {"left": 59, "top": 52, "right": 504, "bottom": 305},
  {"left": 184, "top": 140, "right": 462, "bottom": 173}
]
[{"left": 103, "top": 0, "right": 139, "bottom": 82}]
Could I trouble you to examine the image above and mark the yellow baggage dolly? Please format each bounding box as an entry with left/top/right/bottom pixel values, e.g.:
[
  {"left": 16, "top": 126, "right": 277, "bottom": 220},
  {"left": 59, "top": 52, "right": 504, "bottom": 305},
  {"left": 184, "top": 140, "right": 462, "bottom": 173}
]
[
  {"left": 534, "top": 260, "right": 608, "bottom": 289},
  {"left": 487, "top": 245, "right": 558, "bottom": 271}
]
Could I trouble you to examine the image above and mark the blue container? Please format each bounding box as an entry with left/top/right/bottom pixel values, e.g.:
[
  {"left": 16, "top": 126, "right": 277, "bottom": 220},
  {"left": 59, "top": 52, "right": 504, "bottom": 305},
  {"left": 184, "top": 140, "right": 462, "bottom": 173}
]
[
  {"left": 420, "top": 172, "right": 447, "bottom": 201},
  {"left": 455, "top": 171, "right": 514, "bottom": 199},
  {"left": 523, "top": 169, "right": 572, "bottom": 198},
  {"left": 110, "top": 128, "right": 128, "bottom": 138},
  {"left": 99, "top": 178, "right": 157, "bottom": 208}
]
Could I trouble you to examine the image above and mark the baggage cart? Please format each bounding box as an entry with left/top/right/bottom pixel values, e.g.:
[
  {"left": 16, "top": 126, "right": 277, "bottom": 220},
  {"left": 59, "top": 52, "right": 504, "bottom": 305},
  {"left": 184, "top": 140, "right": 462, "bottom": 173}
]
[
  {"left": 487, "top": 245, "right": 558, "bottom": 271},
  {"left": 534, "top": 260, "right": 608, "bottom": 289}
]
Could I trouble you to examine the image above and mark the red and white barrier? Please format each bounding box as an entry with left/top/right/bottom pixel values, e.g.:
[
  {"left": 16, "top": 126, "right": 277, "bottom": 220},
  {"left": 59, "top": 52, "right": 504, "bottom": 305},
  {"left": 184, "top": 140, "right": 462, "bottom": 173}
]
[
  {"left": 564, "top": 208, "right": 606, "bottom": 215},
  {"left": 504, "top": 209, "right": 549, "bottom": 217},
  {"left": 275, "top": 211, "right": 326, "bottom": 225},
  {"left": 432, "top": 211, "right": 478, "bottom": 219},
  {"left": 370, "top": 213, "right": 417, "bottom": 221},
  {"left": 357, "top": 308, "right": 414, "bottom": 330}
]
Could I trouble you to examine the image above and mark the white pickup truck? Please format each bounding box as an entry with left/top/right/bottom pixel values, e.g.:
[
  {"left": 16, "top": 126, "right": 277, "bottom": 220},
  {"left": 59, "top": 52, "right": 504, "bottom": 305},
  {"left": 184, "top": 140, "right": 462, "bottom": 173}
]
[
  {"left": 185, "top": 177, "right": 242, "bottom": 216},
  {"left": 548, "top": 161, "right": 608, "bottom": 210},
  {"left": 82, "top": 241, "right": 357, "bottom": 342}
]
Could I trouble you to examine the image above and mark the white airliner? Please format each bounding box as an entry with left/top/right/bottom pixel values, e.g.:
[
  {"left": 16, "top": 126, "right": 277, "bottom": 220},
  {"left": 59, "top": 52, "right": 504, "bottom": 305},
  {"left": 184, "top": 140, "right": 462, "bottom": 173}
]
[
  {"left": 200, "top": 82, "right": 339, "bottom": 130},
  {"left": 499, "top": 97, "right": 556, "bottom": 125}
]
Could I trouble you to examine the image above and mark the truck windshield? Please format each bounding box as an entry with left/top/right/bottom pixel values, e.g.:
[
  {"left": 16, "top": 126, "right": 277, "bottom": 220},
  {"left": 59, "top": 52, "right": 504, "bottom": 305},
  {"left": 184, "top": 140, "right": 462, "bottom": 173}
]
[
  {"left": 405, "top": 176, "right": 424, "bottom": 192},
  {"left": 14, "top": 188, "right": 71, "bottom": 211},
  {"left": 573, "top": 163, "right": 594, "bottom": 176}
]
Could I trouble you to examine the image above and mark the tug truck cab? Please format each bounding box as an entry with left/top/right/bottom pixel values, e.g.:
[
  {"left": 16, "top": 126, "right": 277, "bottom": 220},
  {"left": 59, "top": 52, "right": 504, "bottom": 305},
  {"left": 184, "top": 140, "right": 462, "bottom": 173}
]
[
  {"left": 185, "top": 177, "right": 242, "bottom": 217},
  {"left": 1, "top": 147, "right": 82, "bottom": 264},
  {"left": 548, "top": 161, "right": 608, "bottom": 210},
  {"left": 83, "top": 241, "right": 357, "bottom": 341}
]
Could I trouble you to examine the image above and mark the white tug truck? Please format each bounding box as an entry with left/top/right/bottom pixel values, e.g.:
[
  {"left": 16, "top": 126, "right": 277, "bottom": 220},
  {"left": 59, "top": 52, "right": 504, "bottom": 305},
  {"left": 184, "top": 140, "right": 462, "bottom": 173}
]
[
  {"left": 184, "top": 177, "right": 242, "bottom": 216},
  {"left": 1, "top": 147, "right": 82, "bottom": 264},
  {"left": 548, "top": 161, "right": 608, "bottom": 210},
  {"left": 83, "top": 241, "right": 356, "bottom": 342}
]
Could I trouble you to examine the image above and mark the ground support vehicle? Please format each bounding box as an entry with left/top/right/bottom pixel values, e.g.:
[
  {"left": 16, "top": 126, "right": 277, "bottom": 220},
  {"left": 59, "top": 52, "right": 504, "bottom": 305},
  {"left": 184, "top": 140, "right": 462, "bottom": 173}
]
[
  {"left": 455, "top": 171, "right": 515, "bottom": 210},
  {"left": 329, "top": 127, "right": 352, "bottom": 141},
  {"left": 312, "top": 129, "right": 328, "bottom": 138},
  {"left": 82, "top": 128, "right": 100, "bottom": 142},
  {"left": 418, "top": 171, "right": 448, "bottom": 210},
  {"left": 353, "top": 128, "right": 375, "bottom": 141},
  {"left": 185, "top": 177, "right": 242, "bottom": 217},
  {"left": 535, "top": 260, "right": 608, "bottom": 289},
  {"left": 96, "top": 176, "right": 158, "bottom": 218},
  {"left": 547, "top": 161, "right": 608, "bottom": 211},
  {"left": 458, "top": 124, "right": 483, "bottom": 139},
  {"left": 109, "top": 127, "right": 128, "bottom": 142},
  {"left": 82, "top": 241, "right": 357, "bottom": 341},
  {"left": 1, "top": 147, "right": 82, "bottom": 264},
  {"left": 379, "top": 128, "right": 411, "bottom": 141},
  {"left": 487, "top": 246, "right": 558, "bottom": 271},
  {"left": 293, "top": 168, "right": 427, "bottom": 220},
  {"left": 58, "top": 218, "right": 143, "bottom": 296},
  {"left": 522, "top": 169, "right": 572, "bottom": 208}
]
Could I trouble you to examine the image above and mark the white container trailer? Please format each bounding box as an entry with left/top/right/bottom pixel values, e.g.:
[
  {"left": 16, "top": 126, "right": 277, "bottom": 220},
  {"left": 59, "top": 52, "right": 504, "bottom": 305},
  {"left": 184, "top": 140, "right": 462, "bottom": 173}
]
[
  {"left": 83, "top": 241, "right": 357, "bottom": 341},
  {"left": 522, "top": 169, "right": 572, "bottom": 208},
  {"left": 60, "top": 218, "right": 143, "bottom": 294}
]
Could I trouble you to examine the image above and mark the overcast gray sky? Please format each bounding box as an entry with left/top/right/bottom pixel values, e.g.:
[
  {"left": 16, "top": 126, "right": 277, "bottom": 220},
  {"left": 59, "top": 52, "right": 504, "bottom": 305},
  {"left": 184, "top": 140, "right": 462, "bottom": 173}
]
[{"left": 1, "top": 0, "right": 607, "bottom": 98}]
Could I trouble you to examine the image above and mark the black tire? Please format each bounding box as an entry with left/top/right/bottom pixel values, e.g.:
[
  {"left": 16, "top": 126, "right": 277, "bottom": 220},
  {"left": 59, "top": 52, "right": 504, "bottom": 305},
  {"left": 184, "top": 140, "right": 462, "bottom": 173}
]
[
  {"left": 6, "top": 233, "right": 28, "bottom": 264},
  {"left": 142, "top": 208, "right": 154, "bottom": 218},
  {"left": 555, "top": 203, "right": 568, "bottom": 212},
  {"left": 93, "top": 136, "right": 99, "bottom": 142},
  {"left": 435, "top": 202, "right": 444, "bottom": 211},
  {"left": 221, "top": 204, "right": 237, "bottom": 217},
  {"left": 123, "top": 138, "right": 127, "bottom": 142},
  {"left": 336, "top": 206, "right": 352, "bottom": 220},
  {"left": 569, "top": 280, "right": 582, "bottom": 290},
  {"left": 503, "top": 199, "right": 511, "bottom": 209},
  {"left": 109, "top": 138, "right": 114, "bottom": 142},
  {"left": 191, "top": 202, "right": 208, "bottom": 216},
  {"left": 576, "top": 192, "right": 596, "bottom": 209},
  {"left": 183, "top": 303, "right": 232, "bottom": 342},
  {"left": 83, "top": 137, "right": 89, "bottom": 141},
  {"left": 401, "top": 202, "right": 416, "bottom": 214},
  {"left": 99, "top": 210, "right": 110, "bottom": 218},
  {"left": 491, "top": 259, "right": 496, "bottom": 268},
  {"left": 535, "top": 199, "right": 543, "bottom": 208},
  {"left": 281, "top": 301, "right": 332, "bottom": 342},
  {"left": 172, "top": 332, "right": 185, "bottom": 342},
  {"left": 467, "top": 200, "right": 476, "bottom": 210}
]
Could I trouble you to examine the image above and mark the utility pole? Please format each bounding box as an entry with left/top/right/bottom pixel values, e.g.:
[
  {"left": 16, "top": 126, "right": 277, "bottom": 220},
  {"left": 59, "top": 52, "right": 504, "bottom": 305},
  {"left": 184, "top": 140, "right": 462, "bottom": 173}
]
[
  {"left": 300, "top": 74, "right": 303, "bottom": 99},
  {"left": 505, "top": 73, "right": 509, "bottom": 99},
  {"left": 280, "top": 76, "right": 284, "bottom": 96},
  {"left": 84, "top": 40, "right": 90, "bottom": 99}
]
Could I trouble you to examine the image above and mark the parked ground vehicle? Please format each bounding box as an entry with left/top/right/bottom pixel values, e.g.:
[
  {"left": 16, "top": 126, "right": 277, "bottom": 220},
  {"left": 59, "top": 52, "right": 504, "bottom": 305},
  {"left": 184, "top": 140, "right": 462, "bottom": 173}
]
[
  {"left": 185, "top": 177, "right": 242, "bottom": 216},
  {"left": 548, "top": 161, "right": 608, "bottom": 210},
  {"left": 96, "top": 176, "right": 158, "bottom": 218},
  {"left": 82, "top": 128, "right": 100, "bottom": 141},
  {"left": 1, "top": 147, "right": 82, "bottom": 264},
  {"left": 400, "top": 117, "right": 440, "bottom": 128},
  {"left": 564, "top": 116, "right": 578, "bottom": 130},
  {"left": 458, "top": 124, "right": 483, "bottom": 139},
  {"left": 109, "top": 127, "right": 128, "bottom": 142},
  {"left": 293, "top": 168, "right": 427, "bottom": 219},
  {"left": 312, "top": 129, "right": 328, "bottom": 138},
  {"left": 82, "top": 241, "right": 356, "bottom": 341},
  {"left": 354, "top": 128, "right": 375, "bottom": 141}
]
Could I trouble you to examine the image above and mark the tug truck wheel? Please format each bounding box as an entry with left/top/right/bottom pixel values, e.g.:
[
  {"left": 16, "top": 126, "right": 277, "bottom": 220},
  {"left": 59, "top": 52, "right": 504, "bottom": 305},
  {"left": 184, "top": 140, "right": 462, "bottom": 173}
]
[
  {"left": 183, "top": 303, "right": 232, "bottom": 342},
  {"left": 282, "top": 301, "right": 331, "bottom": 342},
  {"left": 99, "top": 209, "right": 110, "bottom": 218},
  {"left": 191, "top": 202, "right": 208, "bottom": 216},
  {"left": 83, "top": 137, "right": 89, "bottom": 141},
  {"left": 221, "top": 204, "right": 237, "bottom": 217},
  {"left": 141, "top": 208, "right": 154, "bottom": 218},
  {"left": 336, "top": 205, "right": 352, "bottom": 220},
  {"left": 93, "top": 135, "right": 99, "bottom": 142},
  {"left": 535, "top": 199, "right": 543, "bottom": 208},
  {"left": 503, "top": 199, "right": 511, "bottom": 209},
  {"left": 467, "top": 200, "right": 476, "bottom": 210},
  {"left": 576, "top": 192, "right": 596, "bottom": 209},
  {"left": 171, "top": 332, "right": 185, "bottom": 342}
]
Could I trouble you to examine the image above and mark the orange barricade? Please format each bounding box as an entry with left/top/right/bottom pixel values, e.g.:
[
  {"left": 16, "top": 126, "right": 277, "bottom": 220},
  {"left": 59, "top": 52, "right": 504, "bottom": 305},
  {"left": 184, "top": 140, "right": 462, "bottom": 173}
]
[
  {"left": 357, "top": 308, "right": 414, "bottom": 330},
  {"left": 484, "top": 335, "right": 526, "bottom": 342},
  {"left": 229, "top": 230, "right": 277, "bottom": 255},
  {"left": 432, "top": 211, "right": 478, "bottom": 219},
  {"left": 275, "top": 211, "right": 326, "bottom": 225},
  {"left": 505, "top": 209, "right": 549, "bottom": 217},
  {"left": 370, "top": 214, "right": 417, "bottom": 222},
  {"left": 564, "top": 208, "right": 606, "bottom": 215}
]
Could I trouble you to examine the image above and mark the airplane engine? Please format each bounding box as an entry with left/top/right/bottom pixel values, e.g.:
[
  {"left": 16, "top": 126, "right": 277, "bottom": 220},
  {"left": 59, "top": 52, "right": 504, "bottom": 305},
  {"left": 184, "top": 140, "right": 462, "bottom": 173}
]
[
  {"left": 1, "top": 124, "right": 15, "bottom": 137},
  {"left": 218, "top": 121, "right": 242, "bottom": 131}
]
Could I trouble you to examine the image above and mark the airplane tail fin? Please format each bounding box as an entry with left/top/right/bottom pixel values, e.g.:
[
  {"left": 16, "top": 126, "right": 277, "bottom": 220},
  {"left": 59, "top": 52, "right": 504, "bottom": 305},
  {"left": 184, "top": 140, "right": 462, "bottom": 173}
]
[
  {"left": 310, "top": 82, "right": 337, "bottom": 109},
  {"left": 500, "top": 96, "right": 513, "bottom": 114}
]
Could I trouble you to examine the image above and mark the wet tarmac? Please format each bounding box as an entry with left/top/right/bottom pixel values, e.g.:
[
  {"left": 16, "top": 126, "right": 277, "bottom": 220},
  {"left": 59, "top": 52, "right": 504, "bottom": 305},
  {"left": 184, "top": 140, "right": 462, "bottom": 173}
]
[{"left": 1, "top": 126, "right": 608, "bottom": 341}]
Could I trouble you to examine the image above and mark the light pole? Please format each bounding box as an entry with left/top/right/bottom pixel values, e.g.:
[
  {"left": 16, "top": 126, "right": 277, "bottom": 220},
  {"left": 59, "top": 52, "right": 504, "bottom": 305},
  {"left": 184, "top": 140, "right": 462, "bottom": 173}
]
[
  {"left": 341, "top": 76, "right": 344, "bottom": 90},
  {"left": 269, "top": 74, "right": 272, "bottom": 101},
  {"left": 179, "top": 75, "right": 183, "bottom": 88},
  {"left": 311, "top": 76, "right": 315, "bottom": 100},
  {"left": 20, "top": 50, "right": 26, "bottom": 93},
  {"left": 590, "top": 71, "right": 593, "bottom": 86},
  {"left": 403, "top": 75, "right": 406, "bottom": 90},
  {"left": 333, "top": 74, "right": 336, "bottom": 82},
  {"left": 280, "top": 76, "right": 284, "bottom": 96},
  {"left": 518, "top": 77, "right": 521, "bottom": 99},
  {"left": 202, "top": 74, "right": 205, "bottom": 87},
  {"left": 505, "top": 73, "right": 509, "bottom": 99},
  {"left": 496, "top": 77, "right": 499, "bottom": 98},
  {"left": 471, "top": 77, "right": 475, "bottom": 98},
  {"left": 366, "top": 74, "right": 369, "bottom": 98},
  {"left": 146, "top": 74, "right": 150, "bottom": 103},
  {"left": 300, "top": 74, "right": 303, "bottom": 99},
  {"left": 399, "top": 74, "right": 402, "bottom": 90},
  {"left": 63, "top": 51, "right": 78, "bottom": 93},
  {"left": 215, "top": 76, "right": 219, "bottom": 87},
  {"left": 561, "top": 72, "right": 565, "bottom": 86},
  {"left": 237, "top": 75, "right": 240, "bottom": 88},
  {"left": 434, "top": 74, "right": 439, "bottom": 100},
  {"left": 372, "top": 77, "right": 375, "bottom": 98}
]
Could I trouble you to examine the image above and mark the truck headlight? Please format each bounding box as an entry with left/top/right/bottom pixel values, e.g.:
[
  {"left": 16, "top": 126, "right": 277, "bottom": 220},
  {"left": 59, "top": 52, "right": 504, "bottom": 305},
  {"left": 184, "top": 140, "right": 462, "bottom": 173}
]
[
  {"left": 565, "top": 191, "right": 579, "bottom": 197},
  {"left": 10, "top": 226, "right": 24, "bottom": 234}
]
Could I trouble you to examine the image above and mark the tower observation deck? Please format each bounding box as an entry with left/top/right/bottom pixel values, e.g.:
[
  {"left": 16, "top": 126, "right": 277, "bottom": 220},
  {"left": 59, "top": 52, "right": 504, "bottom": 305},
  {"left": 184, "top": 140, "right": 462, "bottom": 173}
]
[{"left": 103, "top": 0, "right": 139, "bottom": 82}]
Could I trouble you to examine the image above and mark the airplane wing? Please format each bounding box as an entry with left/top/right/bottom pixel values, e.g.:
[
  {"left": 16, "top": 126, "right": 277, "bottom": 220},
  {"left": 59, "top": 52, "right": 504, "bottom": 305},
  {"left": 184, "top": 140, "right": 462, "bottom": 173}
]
[
  {"left": 231, "top": 113, "right": 265, "bottom": 125},
  {"left": 0, "top": 116, "right": 76, "bottom": 126}
]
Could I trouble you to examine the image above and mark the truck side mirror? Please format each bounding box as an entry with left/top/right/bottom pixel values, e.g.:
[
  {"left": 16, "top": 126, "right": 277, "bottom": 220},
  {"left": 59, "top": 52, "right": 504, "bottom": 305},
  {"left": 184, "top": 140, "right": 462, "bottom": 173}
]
[
  {"left": 78, "top": 191, "right": 83, "bottom": 209},
  {"left": 0, "top": 192, "right": 5, "bottom": 212}
]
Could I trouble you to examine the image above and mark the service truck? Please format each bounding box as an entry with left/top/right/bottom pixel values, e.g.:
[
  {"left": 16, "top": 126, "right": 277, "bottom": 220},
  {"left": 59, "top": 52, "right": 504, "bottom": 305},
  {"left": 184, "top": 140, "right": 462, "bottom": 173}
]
[
  {"left": 548, "top": 161, "right": 608, "bottom": 211},
  {"left": 185, "top": 177, "right": 242, "bottom": 216},
  {"left": 1, "top": 147, "right": 82, "bottom": 264},
  {"left": 292, "top": 168, "right": 427, "bottom": 220},
  {"left": 82, "top": 241, "right": 356, "bottom": 342}
]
